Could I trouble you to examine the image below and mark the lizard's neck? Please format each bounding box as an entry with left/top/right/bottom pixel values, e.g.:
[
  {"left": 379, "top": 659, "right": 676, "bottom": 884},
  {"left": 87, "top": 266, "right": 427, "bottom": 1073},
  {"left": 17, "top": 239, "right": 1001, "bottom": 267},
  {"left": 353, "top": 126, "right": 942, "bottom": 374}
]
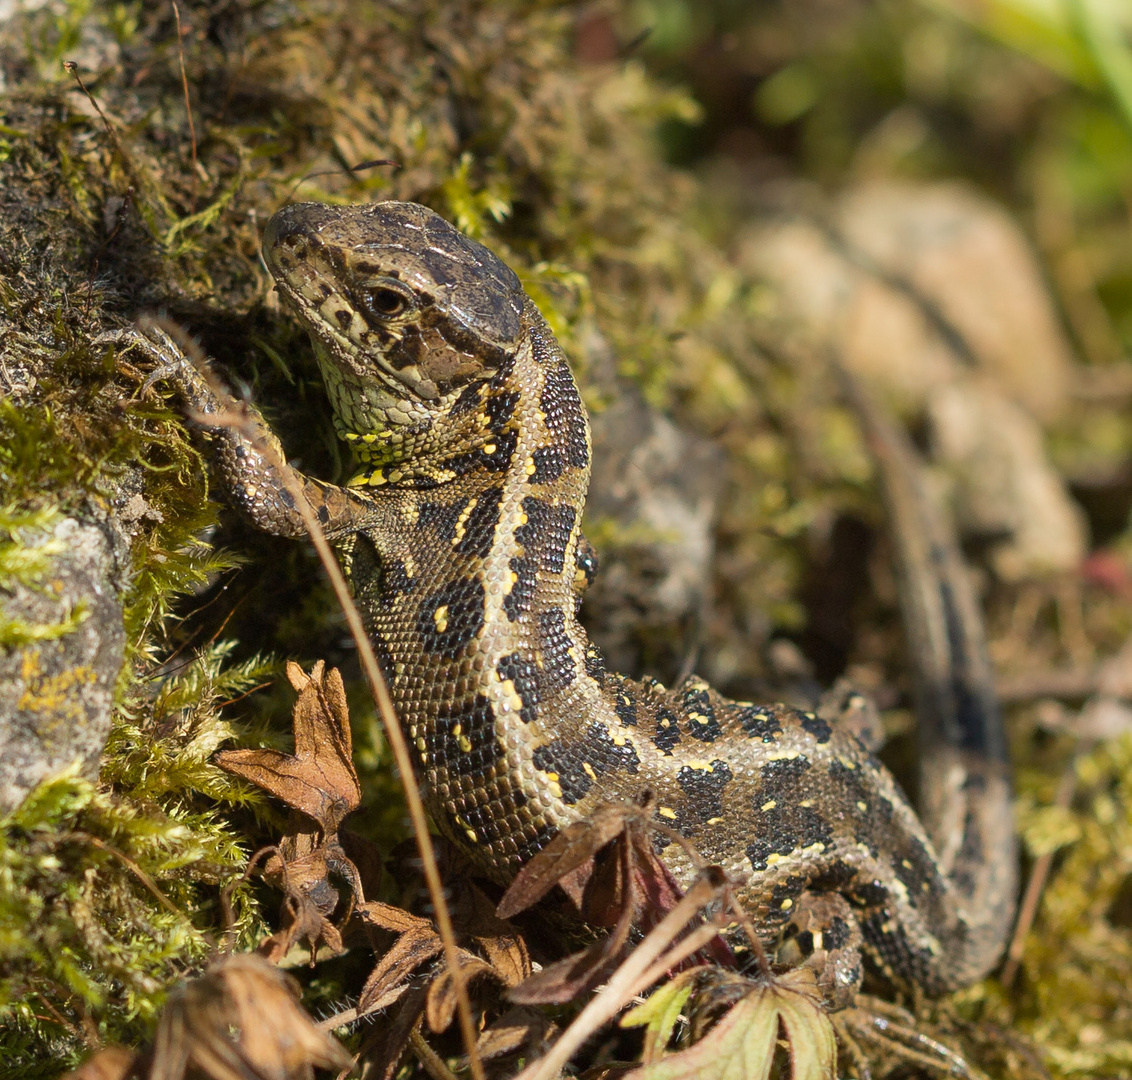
[{"left": 358, "top": 306, "right": 615, "bottom": 865}]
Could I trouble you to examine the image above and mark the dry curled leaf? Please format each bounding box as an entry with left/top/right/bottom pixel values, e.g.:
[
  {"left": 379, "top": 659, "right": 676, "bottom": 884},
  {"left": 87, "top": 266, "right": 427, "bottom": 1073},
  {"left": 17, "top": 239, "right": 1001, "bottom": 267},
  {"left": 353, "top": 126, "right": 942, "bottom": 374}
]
[
  {"left": 623, "top": 969, "right": 836, "bottom": 1080},
  {"left": 217, "top": 661, "right": 359, "bottom": 835},
  {"left": 149, "top": 953, "right": 353, "bottom": 1080},
  {"left": 219, "top": 662, "right": 366, "bottom": 962},
  {"left": 505, "top": 797, "right": 731, "bottom": 1004},
  {"left": 357, "top": 901, "right": 446, "bottom": 1015}
]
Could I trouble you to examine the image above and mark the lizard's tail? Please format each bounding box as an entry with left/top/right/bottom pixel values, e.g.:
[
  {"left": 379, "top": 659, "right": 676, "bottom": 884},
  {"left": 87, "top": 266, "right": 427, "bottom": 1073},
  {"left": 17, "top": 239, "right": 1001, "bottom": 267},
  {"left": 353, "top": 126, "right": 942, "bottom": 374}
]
[{"left": 840, "top": 366, "right": 1018, "bottom": 986}]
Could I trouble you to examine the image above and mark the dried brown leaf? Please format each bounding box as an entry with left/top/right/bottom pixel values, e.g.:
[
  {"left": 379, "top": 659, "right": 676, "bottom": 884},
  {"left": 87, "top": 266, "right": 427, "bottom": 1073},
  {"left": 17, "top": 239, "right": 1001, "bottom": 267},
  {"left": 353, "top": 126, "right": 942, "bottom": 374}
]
[
  {"left": 217, "top": 661, "right": 359, "bottom": 836},
  {"left": 474, "top": 1006, "right": 555, "bottom": 1063},
  {"left": 425, "top": 951, "right": 502, "bottom": 1033},
  {"left": 355, "top": 984, "right": 429, "bottom": 1080},
  {"left": 357, "top": 902, "right": 445, "bottom": 1016},
  {"left": 257, "top": 889, "right": 345, "bottom": 965},
  {"left": 150, "top": 953, "right": 352, "bottom": 1080},
  {"left": 496, "top": 801, "right": 643, "bottom": 919}
]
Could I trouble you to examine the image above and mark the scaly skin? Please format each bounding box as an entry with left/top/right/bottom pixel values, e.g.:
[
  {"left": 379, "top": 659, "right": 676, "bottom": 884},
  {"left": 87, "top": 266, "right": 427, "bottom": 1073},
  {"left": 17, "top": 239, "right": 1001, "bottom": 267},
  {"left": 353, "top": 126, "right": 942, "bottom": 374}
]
[{"left": 137, "top": 200, "right": 1016, "bottom": 1001}]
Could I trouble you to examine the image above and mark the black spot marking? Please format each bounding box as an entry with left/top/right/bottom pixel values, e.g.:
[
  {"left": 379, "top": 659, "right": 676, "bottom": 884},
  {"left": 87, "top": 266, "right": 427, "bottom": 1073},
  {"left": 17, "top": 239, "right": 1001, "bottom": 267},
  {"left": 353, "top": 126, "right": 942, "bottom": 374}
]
[
  {"left": 766, "top": 875, "right": 809, "bottom": 925},
  {"left": 653, "top": 707, "right": 681, "bottom": 755},
  {"left": 889, "top": 836, "right": 945, "bottom": 901},
  {"left": 613, "top": 685, "right": 638, "bottom": 727},
  {"left": 485, "top": 390, "right": 520, "bottom": 428},
  {"left": 737, "top": 705, "right": 782, "bottom": 743},
  {"left": 334, "top": 308, "right": 352, "bottom": 329},
  {"left": 419, "top": 497, "right": 470, "bottom": 543},
  {"left": 681, "top": 685, "right": 721, "bottom": 743},
  {"left": 584, "top": 640, "right": 606, "bottom": 683},
  {"left": 670, "top": 759, "right": 733, "bottom": 837},
  {"left": 859, "top": 910, "right": 948, "bottom": 994},
  {"left": 514, "top": 498, "right": 576, "bottom": 574},
  {"left": 478, "top": 427, "right": 518, "bottom": 472},
  {"left": 416, "top": 577, "right": 485, "bottom": 657},
  {"left": 809, "top": 859, "right": 857, "bottom": 893},
  {"left": 746, "top": 756, "right": 832, "bottom": 873},
  {"left": 454, "top": 487, "right": 503, "bottom": 558},
  {"left": 538, "top": 607, "right": 576, "bottom": 692},
  {"left": 449, "top": 382, "right": 482, "bottom": 416},
  {"left": 539, "top": 361, "right": 589, "bottom": 468},
  {"left": 801, "top": 713, "right": 833, "bottom": 744},
  {"left": 505, "top": 499, "right": 577, "bottom": 622},
  {"left": 426, "top": 695, "right": 502, "bottom": 778},
  {"left": 316, "top": 504, "right": 330, "bottom": 525},
  {"left": 529, "top": 445, "right": 566, "bottom": 484},
  {"left": 824, "top": 916, "right": 852, "bottom": 951},
  {"left": 504, "top": 555, "right": 539, "bottom": 621},
  {"left": 514, "top": 820, "right": 559, "bottom": 864},
  {"left": 533, "top": 723, "right": 641, "bottom": 805},
  {"left": 497, "top": 652, "right": 542, "bottom": 725}
]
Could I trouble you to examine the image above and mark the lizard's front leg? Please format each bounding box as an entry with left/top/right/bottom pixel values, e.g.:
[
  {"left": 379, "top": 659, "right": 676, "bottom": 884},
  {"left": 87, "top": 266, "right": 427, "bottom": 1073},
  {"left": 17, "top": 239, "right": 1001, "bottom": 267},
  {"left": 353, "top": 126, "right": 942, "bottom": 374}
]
[{"left": 107, "top": 322, "right": 376, "bottom": 540}]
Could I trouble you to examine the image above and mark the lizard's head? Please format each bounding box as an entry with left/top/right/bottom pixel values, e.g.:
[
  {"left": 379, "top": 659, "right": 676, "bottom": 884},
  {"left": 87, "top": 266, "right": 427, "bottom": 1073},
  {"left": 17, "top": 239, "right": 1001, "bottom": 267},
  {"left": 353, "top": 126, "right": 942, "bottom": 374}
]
[{"left": 263, "top": 201, "right": 525, "bottom": 438}]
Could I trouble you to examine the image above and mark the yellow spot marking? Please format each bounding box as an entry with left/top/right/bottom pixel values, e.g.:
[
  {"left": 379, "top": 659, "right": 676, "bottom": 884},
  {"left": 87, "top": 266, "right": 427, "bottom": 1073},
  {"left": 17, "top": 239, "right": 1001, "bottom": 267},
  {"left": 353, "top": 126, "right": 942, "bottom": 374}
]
[
  {"left": 857, "top": 801, "right": 868, "bottom": 812},
  {"left": 525, "top": 457, "right": 537, "bottom": 476},
  {"left": 780, "top": 898, "right": 793, "bottom": 910},
  {"left": 452, "top": 498, "right": 477, "bottom": 546},
  {"left": 766, "top": 750, "right": 801, "bottom": 762},
  {"left": 660, "top": 718, "right": 671, "bottom": 728},
  {"left": 433, "top": 605, "right": 449, "bottom": 633},
  {"left": 799, "top": 799, "right": 813, "bottom": 808},
  {"left": 658, "top": 807, "right": 677, "bottom": 820},
  {"left": 611, "top": 733, "right": 627, "bottom": 746},
  {"left": 902, "top": 859, "right": 913, "bottom": 869},
  {"left": 483, "top": 443, "right": 496, "bottom": 454},
  {"left": 691, "top": 713, "right": 710, "bottom": 724},
  {"left": 686, "top": 759, "right": 712, "bottom": 771},
  {"left": 362, "top": 433, "right": 377, "bottom": 443},
  {"left": 416, "top": 737, "right": 426, "bottom": 751},
  {"left": 344, "top": 432, "right": 359, "bottom": 441},
  {"left": 813, "top": 931, "right": 824, "bottom": 950},
  {"left": 836, "top": 756, "right": 858, "bottom": 770},
  {"left": 583, "top": 762, "right": 596, "bottom": 781},
  {"left": 548, "top": 780, "right": 563, "bottom": 799},
  {"left": 766, "top": 852, "right": 785, "bottom": 866},
  {"left": 458, "top": 735, "right": 472, "bottom": 753},
  {"left": 761, "top": 800, "right": 777, "bottom": 811},
  {"left": 518, "top": 513, "right": 528, "bottom": 525},
  {"left": 706, "top": 816, "right": 724, "bottom": 825},
  {"left": 804, "top": 842, "right": 826, "bottom": 855}
]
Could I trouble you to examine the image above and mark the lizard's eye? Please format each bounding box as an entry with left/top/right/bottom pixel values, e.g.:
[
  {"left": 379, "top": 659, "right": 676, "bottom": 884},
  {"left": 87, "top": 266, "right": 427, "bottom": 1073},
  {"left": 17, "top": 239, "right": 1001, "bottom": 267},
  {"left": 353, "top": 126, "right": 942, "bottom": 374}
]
[{"left": 360, "top": 282, "right": 414, "bottom": 320}]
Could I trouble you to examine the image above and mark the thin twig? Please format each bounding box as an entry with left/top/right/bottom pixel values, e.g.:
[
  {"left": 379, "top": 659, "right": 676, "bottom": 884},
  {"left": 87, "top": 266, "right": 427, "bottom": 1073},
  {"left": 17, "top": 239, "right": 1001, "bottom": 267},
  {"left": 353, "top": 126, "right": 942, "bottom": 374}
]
[
  {"left": 147, "top": 321, "right": 486, "bottom": 1080},
  {"left": 410, "top": 1026, "right": 461, "bottom": 1080},
  {"left": 1000, "top": 751, "right": 1086, "bottom": 988},
  {"left": 171, "top": 2, "right": 198, "bottom": 181},
  {"left": 63, "top": 61, "right": 126, "bottom": 161}
]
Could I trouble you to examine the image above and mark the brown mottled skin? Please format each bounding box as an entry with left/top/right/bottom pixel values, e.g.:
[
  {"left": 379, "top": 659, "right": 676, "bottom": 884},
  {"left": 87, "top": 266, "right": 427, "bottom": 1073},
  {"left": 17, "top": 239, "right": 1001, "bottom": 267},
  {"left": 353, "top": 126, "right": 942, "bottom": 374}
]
[{"left": 135, "top": 201, "right": 1016, "bottom": 1001}]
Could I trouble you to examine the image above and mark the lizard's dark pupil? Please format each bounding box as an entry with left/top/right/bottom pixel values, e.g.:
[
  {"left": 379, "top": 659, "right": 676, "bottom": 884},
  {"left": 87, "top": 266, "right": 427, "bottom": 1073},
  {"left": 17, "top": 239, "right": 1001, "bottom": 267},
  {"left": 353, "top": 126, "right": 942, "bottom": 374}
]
[{"left": 366, "top": 288, "right": 406, "bottom": 317}]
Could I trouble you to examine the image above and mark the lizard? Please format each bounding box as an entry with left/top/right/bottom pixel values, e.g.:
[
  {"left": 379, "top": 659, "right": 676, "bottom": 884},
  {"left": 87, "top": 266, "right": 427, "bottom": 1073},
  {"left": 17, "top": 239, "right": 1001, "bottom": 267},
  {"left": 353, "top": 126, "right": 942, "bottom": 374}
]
[{"left": 124, "top": 199, "right": 1016, "bottom": 1003}]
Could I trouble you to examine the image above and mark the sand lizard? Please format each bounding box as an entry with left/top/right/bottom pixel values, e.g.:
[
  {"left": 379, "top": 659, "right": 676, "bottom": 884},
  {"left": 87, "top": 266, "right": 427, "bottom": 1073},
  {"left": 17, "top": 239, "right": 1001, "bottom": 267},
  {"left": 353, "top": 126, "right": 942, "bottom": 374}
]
[{"left": 129, "top": 200, "right": 1016, "bottom": 1001}]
